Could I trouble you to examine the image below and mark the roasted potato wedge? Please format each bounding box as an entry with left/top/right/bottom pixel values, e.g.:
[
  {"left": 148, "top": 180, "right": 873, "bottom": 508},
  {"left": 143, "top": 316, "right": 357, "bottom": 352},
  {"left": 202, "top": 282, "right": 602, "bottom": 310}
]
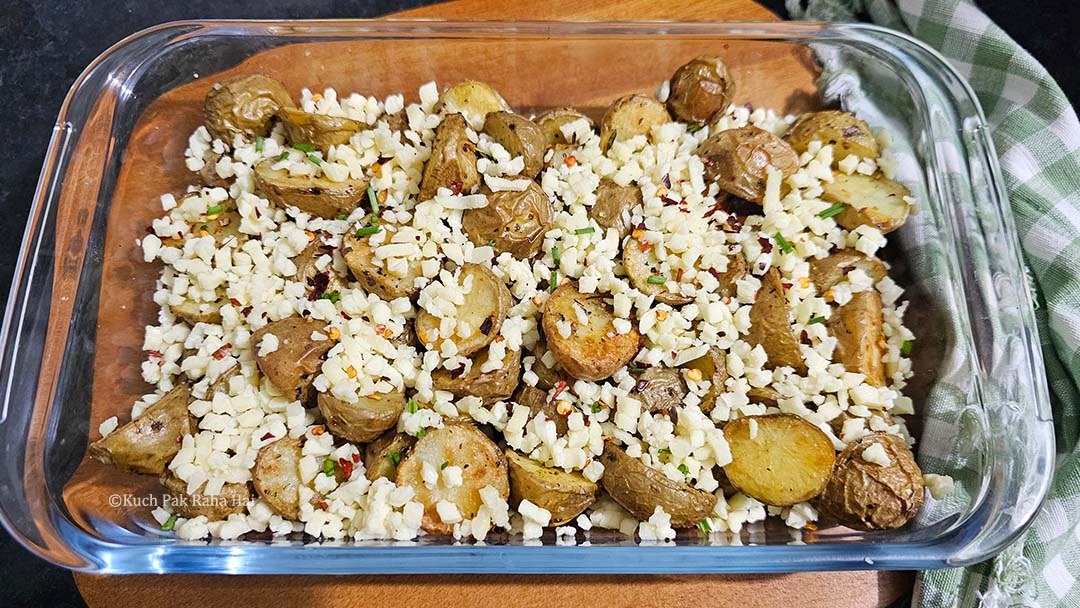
[
  {"left": 292, "top": 234, "right": 346, "bottom": 301},
  {"left": 254, "top": 159, "right": 367, "bottom": 219},
  {"left": 785, "top": 110, "right": 878, "bottom": 161},
  {"left": 462, "top": 182, "right": 553, "bottom": 259},
  {"left": 633, "top": 366, "right": 688, "bottom": 413},
  {"left": 88, "top": 385, "right": 196, "bottom": 476},
  {"left": 432, "top": 347, "right": 521, "bottom": 404},
  {"left": 744, "top": 268, "right": 807, "bottom": 374},
  {"left": 252, "top": 436, "right": 304, "bottom": 519},
  {"left": 808, "top": 249, "right": 887, "bottom": 295},
  {"left": 505, "top": 449, "right": 599, "bottom": 526},
  {"left": 667, "top": 56, "right": 736, "bottom": 124},
  {"left": 434, "top": 80, "right": 510, "bottom": 130},
  {"left": 171, "top": 299, "right": 223, "bottom": 326},
  {"left": 396, "top": 422, "right": 510, "bottom": 534},
  {"left": 279, "top": 107, "right": 366, "bottom": 152},
  {"left": 622, "top": 235, "right": 693, "bottom": 305},
  {"left": 698, "top": 125, "right": 799, "bottom": 204},
  {"left": 317, "top": 391, "right": 406, "bottom": 443},
  {"left": 204, "top": 74, "right": 294, "bottom": 141},
  {"left": 822, "top": 172, "right": 911, "bottom": 234},
  {"left": 722, "top": 414, "right": 835, "bottom": 506},
  {"left": 534, "top": 107, "right": 592, "bottom": 147},
  {"left": 513, "top": 384, "right": 569, "bottom": 436},
  {"left": 590, "top": 178, "right": 640, "bottom": 239},
  {"left": 418, "top": 113, "right": 480, "bottom": 202},
  {"left": 364, "top": 430, "right": 417, "bottom": 483},
  {"left": 341, "top": 217, "right": 426, "bottom": 300},
  {"left": 482, "top": 111, "right": 546, "bottom": 178},
  {"left": 816, "top": 433, "right": 924, "bottom": 530},
  {"left": 250, "top": 317, "right": 333, "bottom": 404},
  {"left": 415, "top": 263, "right": 511, "bottom": 357},
  {"left": 162, "top": 475, "right": 251, "bottom": 521},
  {"left": 600, "top": 442, "right": 717, "bottom": 528},
  {"left": 682, "top": 347, "right": 727, "bottom": 413},
  {"left": 829, "top": 290, "right": 887, "bottom": 387},
  {"left": 599, "top": 94, "right": 671, "bottom": 152},
  {"left": 542, "top": 281, "right": 642, "bottom": 382}
]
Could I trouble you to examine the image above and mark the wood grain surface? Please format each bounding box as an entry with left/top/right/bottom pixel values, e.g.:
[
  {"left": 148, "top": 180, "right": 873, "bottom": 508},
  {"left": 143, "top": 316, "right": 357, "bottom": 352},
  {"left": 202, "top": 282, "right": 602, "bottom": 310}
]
[{"left": 70, "top": 0, "right": 912, "bottom": 606}]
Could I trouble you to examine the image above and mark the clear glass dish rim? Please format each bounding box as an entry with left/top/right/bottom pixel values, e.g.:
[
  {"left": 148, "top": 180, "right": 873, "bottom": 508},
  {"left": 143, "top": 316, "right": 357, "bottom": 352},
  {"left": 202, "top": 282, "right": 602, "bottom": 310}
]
[{"left": 0, "top": 18, "right": 1055, "bottom": 574}]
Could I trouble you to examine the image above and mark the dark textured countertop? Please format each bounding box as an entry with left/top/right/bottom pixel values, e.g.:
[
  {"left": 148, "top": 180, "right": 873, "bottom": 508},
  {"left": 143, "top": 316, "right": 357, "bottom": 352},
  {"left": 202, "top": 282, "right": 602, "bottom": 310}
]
[{"left": 0, "top": 1, "right": 1077, "bottom": 606}]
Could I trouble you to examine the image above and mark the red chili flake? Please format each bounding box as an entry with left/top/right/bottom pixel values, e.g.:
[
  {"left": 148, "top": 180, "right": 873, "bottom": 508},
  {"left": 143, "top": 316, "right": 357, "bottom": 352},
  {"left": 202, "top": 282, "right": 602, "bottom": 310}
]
[
  {"left": 641, "top": 242, "right": 652, "bottom": 253},
  {"left": 319, "top": 501, "right": 329, "bottom": 510},
  {"left": 670, "top": 350, "right": 678, "bottom": 360},
  {"left": 758, "top": 237, "right": 774, "bottom": 254},
  {"left": 660, "top": 195, "right": 681, "bottom": 207},
  {"left": 707, "top": 268, "right": 723, "bottom": 282},
  {"left": 636, "top": 221, "right": 646, "bottom": 231},
  {"left": 147, "top": 350, "right": 163, "bottom": 358},
  {"left": 307, "top": 272, "right": 330, "bottom": 301},
  {"left": 662, "top": 174, "right": 672, "bottom": 189},
  {"left": 635, "top": 379, "right": 650, "bottom": 392},
  {"left": 351, "top": 453, "right": 361, "bottom": 463},
  {"left": 551, "top": 379, "right": 569, "bottom": 402},
  {"left": 375, "top": 323, "right": 386, "bottom": 334},
  {"left": 449, "top": 180, "right": 464, "bottom": 195},
  {"left": 241, "top": 306, "right": 253, "bottom": 317},
  {"left": 254, "top": 208, "right": 262, "bottom": 218},
  {"left": 782, "top": 282, "right": 793, "bottom": 289},
  {"left": 229, "top": 298, "right": 242, "bottom": 307},
  {"left": 679, "top": 208, "right": 690, "bottom": 214},
  {"left": 341, "top": 311, "right": 352, "bottom": 320},
  {"left": 703, "top": 202, "right": 725, "bottom": 219},
  {"left": 726, "top": 215, "right": 744, "bottom": 232},
  {"left": 800, "top": 330, "right": 811, "bottom": 345},
  {"left": 338, "top": 458, "right": 354, "bottom": 479},
  {"left": 260, "top": 432, "right": 275, "bottom": 441},
  {"left": 211, "top": 343, "right": 232, "bottom": 360}
]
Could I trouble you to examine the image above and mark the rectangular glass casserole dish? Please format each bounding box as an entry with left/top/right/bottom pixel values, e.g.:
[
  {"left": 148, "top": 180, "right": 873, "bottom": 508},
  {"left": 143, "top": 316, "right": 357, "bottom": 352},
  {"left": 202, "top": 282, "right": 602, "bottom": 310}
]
[{"left": 0, "top": 19, "right": 1055, "bottom": 574}]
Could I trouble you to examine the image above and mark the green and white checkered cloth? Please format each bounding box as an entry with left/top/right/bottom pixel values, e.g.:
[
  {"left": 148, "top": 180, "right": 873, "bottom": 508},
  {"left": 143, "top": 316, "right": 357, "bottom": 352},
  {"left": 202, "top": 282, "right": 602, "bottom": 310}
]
[{"left": 787, "top": 0, "right": 1080, "bottom": 605}]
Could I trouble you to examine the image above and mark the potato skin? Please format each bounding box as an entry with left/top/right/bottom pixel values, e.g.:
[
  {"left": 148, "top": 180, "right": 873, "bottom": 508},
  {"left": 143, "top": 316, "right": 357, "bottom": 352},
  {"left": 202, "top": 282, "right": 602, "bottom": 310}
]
[
  {"left": 204, "top": 74, "right": 294, "bottom": 141},
  {"left": 711, "top": 254, "right": 748, "bottom": 299},
  {"left": 682, "top": 347, "right": 727, "bottom": 413},
  {"left": 415, "top": 263, "right": 511, "bottom": 357},
  {"left": 505, "top": 449, "right": 599, "bottom": 526},
  {"left": 816, "top": 433, "right": 924, "bottom": 530},
  {"left": 254, "top": 159, "right": 367, "bottom": 219},
  {"left": 622, "top": 235, "right": 693, "bottom": 305},
  {"left": 171, "top": 299, "right": 222, "bottom": 326},
  {"left": 252, "top": 436, "right": 304, "bottom": 519},
  {"left": 527, "top": 339, "right": 566, "bottom": 391},
  {"left": 808, "top": 249, "right": 887, "bottom": 295},
  {"left": 462, "top": 182, "right": 553, "bottom": 259},
  {"left": 829, "top": 290, "right": 887, "bottom": 387},
  {"left": 279, "top": 107, "right": 365, "bottom": 152},
  {"left": 250, "top": 317, "right": 333, "bottom": 404},
  {"left": 590, "top": 178, "right": 640, "bottom": 239},
  {"left": 434, "top": 80, "right": 510, "bottom": 130},
  {"left": 513, "top": 384, "right": 569, "bottom": 436},
  {"left": 161, "top": 475, "right": 251, "bottom": 521},
  {"left": 418, "top": 113, "right": 480, "bottom": 202},
  {"left": 698, "top": 126, "right": 799, "bottom": 204},
  {"left": 432, "top": 347, "right": 521, "bottom": 405},
  {"left": 599, "top": 94, "right": 671, "bottom": 151},
  {"left": 292, "top": 234, "right": 346, "bottom": 301},
  {"left": 542, "top": 281, "right": 642, "bottom": 382},
  {"left": 785, "top": 110, "right": 878, "bottom": 160},
  {"left": 822, "top": 172, "right": 911, "bottom": 234},
  {"left": 633, "top": 366, "right": 687, "bottom": 413},
  {"left": 342, "top": 217, "right": 426, "bottom": 300},
  {"left": 363, "top": 430, "right": 416, "bottom": 483},
  {"left": 317, "top": 391, "right": 406, "bottom": 444},
  {"left": 744, "top": 268, "right": 807, "bottom": 374},
  {"left": 599, "top": 442, "right": 717, "bottom": 528},
  {"left": 534, "top": 107, "right": 592, "bottom": 147},
  {"left": 667, "top": 56, "right": 736, "bottom": 123},
  {"left": 722, "top": 414, "right": 835, "bottom": 506},
  {"left": 482, "top": 111, "right": 546, "bottom": 178},
  {"left": 88, "top": 384, "right": 196, "bottom": 476}
]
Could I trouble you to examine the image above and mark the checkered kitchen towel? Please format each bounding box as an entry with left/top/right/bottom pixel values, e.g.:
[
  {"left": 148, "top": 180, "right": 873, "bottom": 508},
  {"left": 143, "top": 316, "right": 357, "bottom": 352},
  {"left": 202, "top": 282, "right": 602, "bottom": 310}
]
[{"left": 787, "top": 0, "right": 1080, "bottom": 605}]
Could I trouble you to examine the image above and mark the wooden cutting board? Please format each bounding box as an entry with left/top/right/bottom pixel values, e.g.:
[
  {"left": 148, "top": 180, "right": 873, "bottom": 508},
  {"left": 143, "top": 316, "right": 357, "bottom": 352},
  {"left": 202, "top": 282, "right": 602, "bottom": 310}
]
[{"left": 72, "top": 1, "right": 913, "bottom": 606}]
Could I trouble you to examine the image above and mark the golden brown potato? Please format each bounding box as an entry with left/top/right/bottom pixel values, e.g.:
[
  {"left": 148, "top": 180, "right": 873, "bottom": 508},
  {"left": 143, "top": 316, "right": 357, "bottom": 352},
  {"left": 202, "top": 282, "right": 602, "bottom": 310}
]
[
  {"left": 822, "top": 172, "right": 911, "bottom": 234},
  {"left": 254, "top": 159, "right": 367, "bottom": 219},
  {"left": 203, "top": 74, "right": 294, "bottom": 141},
  {"left": 816, "top": 433, "right": 924, "bottom": 530},
  {"left": 291, "top": 234, "right": 346, "bottom": 301},
  {"left": 785, "top": 110, "right": 879, "bottom": 160},
  {"left": 633, "top": 366, "right": 688, "bottom": 413},
  {"left": 722, "top": 414, "right": 835, "bottom": 506},
  {"left": 206, "top": 363, "right": 240, "bottom": 396},
  {"left": 505, "top": 449, "right": 599, "bottom": 526},
  {"left": 711, "top": 254, "right": 748, "bottom": 299},
  {"left": 341, "top": 217, "right": 426, "bottom": 300},
  {"left": 698, "top": 126, "right": 799, "bottom": 204},
  {"left": 590, "top": 178, "right": 640, "bottom": 239},
  {"left": 829, "top": 290, "right": 887, "bottom": 387},
  {"left": 666, "top": 56, "right": 736, "bottom": 123},
  {"left": 744, "top": 268, "right": 807, "bottom": 374},
  {"left": 415, "top": 264, "right": 511, "bottom": 357},
  {"left": 622, "top": 235, "right": 693, "bottom": 305},
  {"left": 317, "top": 391, "right": 406, "bottom": 444},
  {"left": 380, "top": 109, "right": 410, "bottom": 134},
  {"left": 432, "top": 347, "right": 521, "bottom": 404},
  {"left": 279, "top": 107, "right": 366, "bottom": 152},
  {"left": 396, "top": 422, "right": 510, "bottom": 534},
  {"left": 747, "top": 386, "right": 783, "bottom": 406},
  {"left": 534, "top": 107, "right": 592, "bottom": 147},
  {"left": 250, "top": 317, "right": 333, "bottom": 404},
  {"left": 363, "top": 431, "right": 417, "bottom": 482},
  {"left": 171, "top": 299, "right": 222, "bottom": 326},
  {"left": 482, "top": 111, "right": 546, "bottom": 178},
  {"left": 682, "top": 347, "right": 727, "bottom": 413},
  {"left": 599, "top": 442, "right": 717, "bottom": 528},
  {"left": 542, "top": 281, "right": 642, "bottom": 382},
  {"left": 599, "top": 94, "right": 671, "bottom": 151},
  {"left": 808, "top": 249, "right": 887, "bottom": 295},
  {"left": 418, "top": 113, "right": 480, "bottom": 202},
  {"left": 88, "top": 385, "right": 195, "bottom": 476},
  {"left": 514, "top": 384, "right": 571, "bottom": 436},
  {"left": 462, "top": 182, "right": 553, "bottom": 259},
  {"left": 252, "top": 436, "right": 304, "bottom": 519},
  {"left": 527, "top": 339, "right": 565, "bottom": 391},
  {"left": 434, "top": 80, "right": 510, "bottom": 129},
  {"left": 161, "top": 475, "right": 251, "bottom": 521}
]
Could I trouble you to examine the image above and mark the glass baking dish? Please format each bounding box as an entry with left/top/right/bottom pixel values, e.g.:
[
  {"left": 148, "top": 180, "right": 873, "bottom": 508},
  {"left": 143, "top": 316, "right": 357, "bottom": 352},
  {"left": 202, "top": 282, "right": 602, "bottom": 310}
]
[{"left": 0, "top": 19, "right": 1055, "bottom": 574}]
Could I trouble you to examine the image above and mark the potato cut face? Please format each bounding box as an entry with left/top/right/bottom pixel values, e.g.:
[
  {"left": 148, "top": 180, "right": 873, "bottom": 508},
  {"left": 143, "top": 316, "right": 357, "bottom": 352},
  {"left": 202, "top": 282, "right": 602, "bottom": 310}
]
[
  {"left": 363, "top": 431, "right": 416, "bottom": 483},
  {"left": 279, "top": 107, "right": 366, "bottom": 152},
  {"left": 822, "top": 172, "right": 911, "bottom": 234},
  {"left": 317, "top": 391, "right": 406, "bottom": 443},
  {"left": 808, "top": 249, "right": 887, "bottom": 295},
  {"left": 744, "top": 267, "right": 807, "bottom": 374},
  {"left": 342, "top": 217, "right": 425, "bottom": 301},
  {"left": 542, "top": 281, "right": 641, "bottom": 381},
  {"left": 482, "top": 111, "right": 546, "bottom": 178},
  {"left": 505, "top": 449, "right": 598, "bottom": 526},
  {"left": 417, "top": 113, "right": 480, "bottom": 202},
  {"left": 722, "top": 414, "right": 836, "bottom": 506},
  {"left": 88, "top": 384, "right": 195, "bottom": 476},
  {"left": 162, "top": 475, "right": 251, "bottom": 521},
  {"left": 829, "top": 290, "right": 887, "bottom": 387},
  {"left": 622, "top": 236, "right": 693, "bottom": 305},
  {"left": 415, "top": 263, "right": 511, "bottom": 357},
  {"left": 435, "top": 80, "right": 510, "bottom": 130},
  {"left": 535, "top": 107, "right": 591, "bottom": 147},
  {"left": 599, "top": 94, "right": 671, "bottom": 151},
  {"left": 254, "top": 159, "right": 367, "bottom": 219},
  {"left": 785, "top": 110, "right": 879, "bottom": 160},
  {"left": 432, "top": 347, "right": 521, "bottom": 404},
  {"left": 253, "top": 436, "right": 304, "bottom": 519}
]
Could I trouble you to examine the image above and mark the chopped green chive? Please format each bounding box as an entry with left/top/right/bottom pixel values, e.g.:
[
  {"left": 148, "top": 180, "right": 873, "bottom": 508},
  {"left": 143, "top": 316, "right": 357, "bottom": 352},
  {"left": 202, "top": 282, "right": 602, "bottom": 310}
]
[
  {"left": 406, "top": 398, "right": 418, "bottom": 414},
  {"left": 658, "top": 448, "right": 672, "bottom": 456},
  {"left": 307, "top": 153, "right": 322, "bottom": 165},
  {"left": 199, "top": 224, "right": 210, "bottom": 232},
  {"left": 818, "top": 203, "right": 846, "bottom": 219},
  {"left": 323, "top": 459, "right": 336, "bottom": 476},
  {"left": 388, "top": 451, "right": 401, "bottom": 466},
  {"left": 677, "top": 463, "right": 690, "bottom": 475},
  {"left": 161, "top": 514, "right": 178, "bottom": 531},
  {"left": 549, "top": 270, "right": 558, "bottom": 292},
  {"left": 206, "top": 204, "right": 224, "bottom": 215},
  {"left": 901, "top": 340, "right": 914, "bottom": 356},
  {"left": 646, "top": 275, "right": 666, "bottom": 285},
  {"left": 574, "top": 226, "right": 596, "bottom": 235},
  {"left": 440, "top": 461, "right": 449, "bottom": 470},
  {"left": 687, "top": 123, "right": 702, "bottom": 133},
  {"left": 335, "top": 213, "right": 349, "bottom": 221},
  {"left": 629, "top": 367, "right": 647, "bottom": 375},
  {"left": 591, "top": 402, "right": 602, "bottom": 414},
  {"left": 321, "top": 290, "right": 341, "bottom": 304},
  {"left": 774, "top": 232, "right": 794, "bottom": 254},
  {"left": 255, "top": 136, "right": 264, "bottom": 152},
  {"left": 807, "top": 315, "right": 827, "bottom": 325},
  {"left": 416, "top": 428, "right": 426, "bottom": 439},
  {"left": 355, "top": 225, "right": 381, "bottom": 237},
  {"left": 367, "top": 186, "right": 379, "bottom": 214},
  {"left": 698, "top": 519, "right": 712, "bottom": 533},
  {"left": 552, "top": 245, "right": 561, "bottom": 269},
  {"left": 487, "top": 239, "right": 496, "bottom": 247},
  {"left": 278, "top": 151, "right": 290, "bottom": 160},
  {"left": 294, "top": 143, "right": 315, "bottom": 153}
]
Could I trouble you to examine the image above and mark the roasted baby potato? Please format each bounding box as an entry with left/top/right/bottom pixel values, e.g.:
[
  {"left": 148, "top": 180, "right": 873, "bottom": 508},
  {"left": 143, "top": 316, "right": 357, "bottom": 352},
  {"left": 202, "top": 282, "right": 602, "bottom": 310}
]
[
  {"left": 542, "top": 281, "right": 642, "bottom": 382},
  {"left": 599, "top": 442, "right": 717, "bottom": 528},
  {"left": 622, "top": 235, "right": 693, "bottom": 305},
  {"left": 785, "top": 110, "right": 879, "bottom": 161},
  {"left": 505, "top": 449, "right": 599, "bottom": 526},
  {"left": 292, "top": 234, "right": 346, "bottom": 301},
  {"left": 396, "top": 422, "right": 510, "bottom": 534},
  {"left": 198, "top": 152, "right": 231, "bottom": 188},
  {"left": 816, "top": 433, "right": 924, "bottom": 530},
  {"left": 204, "top": 74, "right": 294, "bottom": 141},
  {"left": 744, "top": 268, "right": 808, "bottom": 374},
  {"left": 317, "top": 391, "right": 406, "bottom": 444},
  {"left": 342, "top": 217, "right": 426, "bottom": 300},
  {"left": 513, "top": 384, "right": 569, "bottom": 436},
  {"left": 88, "top": 384, "right": 196, "bottom": 476},
  {"left": 528, "top": 339, "right": 566, "bottom": 391},
  {"left": 599, "top": 94, "right": 671, "bottom": 152},
  {"left": 534, "top": 107, "right": 592, "bottom": 147},
  {"left": 279, "top": 107, "right": 366, "bottom": 152},
  {"left": 633, "top": 366, "right": 688, "bottom": 413},
  {"left": 590, "top": 178, "right": 640, "bottom": 239},
  {"left": 666, "top": 56, "right": 736, "bottom": 124},
  {"left": 252, "top": 436, "right": 304, "bottom": 519},
  {"left": 162, "top": 475, "right": 251, "bottom": 521},
  {"left": 462, "top": 182, "right": 553, "bottom": 259},
  {"left": 482, "top": 111, "right": 546, "bottom": 178},
  {"left": 821, "top": 172, "right": 911, "bottom": 234},
  {"left": 808, "top": 249, "right": 887, "bottom": 295},
  {"left": 254, "top": 159, "right": 367, "bottom": 219},
  {"left": 829, "top": 290, "right": 887, "bottom": 387},
  {"left": 722, "top": 414, "right": 835, "bottom": 506},
  {"left": 682, "top": 347, "right": 727, "bottom": 413},
  {"left": 418, "top": 113, "right": 480, "bottom": 202},
  {"left": 434, "top": 80, "right": 510, "bottom": 130},
  {"left": 363, "top": 430, "right": 417, "bottom": 483},
  {"left": 747, "top": 386, "right": 783, "bottom": 406},
  {"left": 698, "top": 125, "right": 799, "bottom": 204},
  {"left": 171, "top": 299, "right": 223, "bottom": 326},
  {"left": 250, "top": 317, "right": 333, "bottom": 404},
  {"left": 380, "top": 109, "right": 410, "bottom": 135},
  {"left": 711, "top": 254, "right": 748, "bottom": 299},
  {"left": 415, "top": 263, "right": 512, "bottom": 357},
  {"left": 432, "top": 347, "right": 521, "bottom": 404}
]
